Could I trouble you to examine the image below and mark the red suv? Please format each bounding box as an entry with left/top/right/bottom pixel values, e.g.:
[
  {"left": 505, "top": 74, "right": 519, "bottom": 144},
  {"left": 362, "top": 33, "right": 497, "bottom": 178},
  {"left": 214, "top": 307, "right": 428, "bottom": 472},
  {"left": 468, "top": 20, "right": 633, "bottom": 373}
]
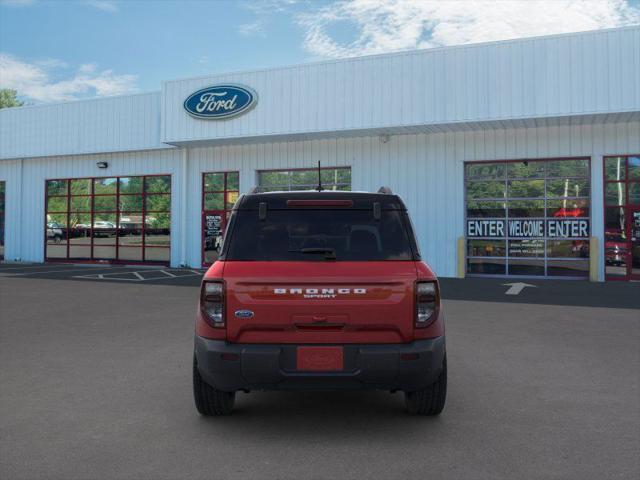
[{"left": 193, "top": 189, "right": 446, "bottom": 415}]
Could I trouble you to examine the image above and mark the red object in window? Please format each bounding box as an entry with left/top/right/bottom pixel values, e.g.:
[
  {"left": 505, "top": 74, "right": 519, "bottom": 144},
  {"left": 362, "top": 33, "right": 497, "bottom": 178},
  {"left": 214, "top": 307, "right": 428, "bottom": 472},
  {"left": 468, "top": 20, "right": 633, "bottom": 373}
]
[
  {"left": 286, "top": 199, "right": 353, "bottom": 207},
  {"left": 553, "top": 207, "right": 585, "bottom": 217}
]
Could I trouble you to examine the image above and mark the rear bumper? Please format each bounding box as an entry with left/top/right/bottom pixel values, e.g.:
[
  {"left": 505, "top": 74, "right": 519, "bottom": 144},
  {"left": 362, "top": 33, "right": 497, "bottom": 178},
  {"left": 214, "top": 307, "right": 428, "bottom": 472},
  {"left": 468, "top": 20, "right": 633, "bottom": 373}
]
[{"left": 194, "top": 336, "right": 446, "bottom": 392}]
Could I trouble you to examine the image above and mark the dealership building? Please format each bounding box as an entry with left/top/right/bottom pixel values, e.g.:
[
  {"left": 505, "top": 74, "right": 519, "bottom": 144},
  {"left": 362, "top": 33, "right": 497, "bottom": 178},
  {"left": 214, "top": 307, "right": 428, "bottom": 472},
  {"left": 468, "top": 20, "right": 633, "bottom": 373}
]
[{"left": 1, "top": 26, "right": 639, "bottom": 281}]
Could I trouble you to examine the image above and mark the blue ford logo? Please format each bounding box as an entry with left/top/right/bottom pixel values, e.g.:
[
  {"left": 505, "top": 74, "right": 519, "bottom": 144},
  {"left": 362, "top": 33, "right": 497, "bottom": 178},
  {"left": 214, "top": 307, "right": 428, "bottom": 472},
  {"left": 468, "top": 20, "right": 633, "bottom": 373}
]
[
  {"left": 183, "top": 84, "right": 257, "bottom": 119},
  {"left": 234, "top": 310, "right": 254, "bottom": 318}
]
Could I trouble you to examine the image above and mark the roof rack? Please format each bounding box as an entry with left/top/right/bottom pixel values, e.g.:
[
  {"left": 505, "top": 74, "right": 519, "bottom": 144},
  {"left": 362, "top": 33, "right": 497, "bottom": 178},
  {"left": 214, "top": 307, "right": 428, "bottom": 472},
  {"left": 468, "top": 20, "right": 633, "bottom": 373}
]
[{"left": 377, "top": 186, "right": 393, "bottom": 194}]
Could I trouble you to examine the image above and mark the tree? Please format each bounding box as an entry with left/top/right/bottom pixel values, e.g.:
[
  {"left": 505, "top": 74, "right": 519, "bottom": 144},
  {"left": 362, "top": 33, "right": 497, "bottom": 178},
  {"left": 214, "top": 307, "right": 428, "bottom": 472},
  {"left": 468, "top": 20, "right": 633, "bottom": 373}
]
[{"left": 0, "top": 89, "right": 24, "bottom": 109}]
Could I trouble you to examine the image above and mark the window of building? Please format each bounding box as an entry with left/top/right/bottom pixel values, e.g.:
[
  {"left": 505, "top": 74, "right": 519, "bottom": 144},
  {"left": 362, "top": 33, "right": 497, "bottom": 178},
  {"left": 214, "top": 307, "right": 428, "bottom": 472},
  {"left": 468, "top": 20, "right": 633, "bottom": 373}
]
[
  {"left": 202, "top": 171, "right": 239, "bottom": 266},
  {"left": 603, "top": 155, "right": 640, "bottom": 280},
  {"left": 0, "top": 181, "right": 5, "bottom": 260},
  {"left": 45, "top": 175, "right": 171, "bottom": 264},
  {"left": 257, "top": 167, "right": 351, "bottom": 192},
  {"left": 465, "top": 158, "right": 591, "bottom": 278}
]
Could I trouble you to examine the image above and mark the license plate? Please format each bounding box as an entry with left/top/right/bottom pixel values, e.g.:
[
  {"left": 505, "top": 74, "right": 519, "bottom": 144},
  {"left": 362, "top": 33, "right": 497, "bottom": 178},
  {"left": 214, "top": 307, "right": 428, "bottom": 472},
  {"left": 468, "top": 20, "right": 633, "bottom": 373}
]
[{"left": 296, "top": 346, "right": 344, "bottom": 371}]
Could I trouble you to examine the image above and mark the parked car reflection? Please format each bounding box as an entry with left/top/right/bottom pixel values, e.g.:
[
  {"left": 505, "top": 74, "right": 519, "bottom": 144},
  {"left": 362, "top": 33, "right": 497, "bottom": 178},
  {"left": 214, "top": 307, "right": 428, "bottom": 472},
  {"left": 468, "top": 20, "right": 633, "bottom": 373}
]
[{"left": 46, "top": 222, "right": 64, "bottom": 243}]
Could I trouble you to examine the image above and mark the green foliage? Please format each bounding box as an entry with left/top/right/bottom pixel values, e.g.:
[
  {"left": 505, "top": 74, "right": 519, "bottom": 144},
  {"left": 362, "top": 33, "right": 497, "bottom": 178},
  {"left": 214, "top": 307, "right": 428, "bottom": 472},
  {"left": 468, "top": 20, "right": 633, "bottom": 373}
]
[{"left": 0, "top": 89, "right": 24, "bottom": 109}]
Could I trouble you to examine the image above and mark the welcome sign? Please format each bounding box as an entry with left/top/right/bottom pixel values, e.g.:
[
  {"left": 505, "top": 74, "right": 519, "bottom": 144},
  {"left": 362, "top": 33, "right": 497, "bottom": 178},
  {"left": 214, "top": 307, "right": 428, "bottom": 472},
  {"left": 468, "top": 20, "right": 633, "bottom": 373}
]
[
  {"left": 184, "top": 84, "right": 257, "bottom": 119},
  {"left": 467, "top": 219, "right": 590, "bottom": 238}
]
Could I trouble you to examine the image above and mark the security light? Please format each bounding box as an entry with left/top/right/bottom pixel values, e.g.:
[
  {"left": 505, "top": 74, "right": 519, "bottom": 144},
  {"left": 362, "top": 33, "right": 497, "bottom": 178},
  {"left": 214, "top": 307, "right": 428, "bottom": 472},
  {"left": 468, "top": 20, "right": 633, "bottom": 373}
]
[{"left": 96, "top": 162, "right": 108, "bottom": 169}]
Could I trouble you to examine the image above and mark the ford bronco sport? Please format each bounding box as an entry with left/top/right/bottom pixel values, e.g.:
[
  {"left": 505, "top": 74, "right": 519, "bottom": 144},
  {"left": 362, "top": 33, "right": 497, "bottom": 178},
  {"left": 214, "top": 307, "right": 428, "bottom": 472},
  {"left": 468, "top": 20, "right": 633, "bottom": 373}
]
[{"left": 193, "top": 188, "right": 446, "bottom": 415}]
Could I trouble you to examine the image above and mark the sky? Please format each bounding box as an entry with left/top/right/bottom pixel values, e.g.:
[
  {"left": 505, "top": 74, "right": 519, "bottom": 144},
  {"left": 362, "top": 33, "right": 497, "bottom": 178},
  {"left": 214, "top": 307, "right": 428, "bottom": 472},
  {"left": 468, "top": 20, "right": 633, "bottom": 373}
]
[{"left": 1, "top": 0, "right": 639, "bottom": 104}]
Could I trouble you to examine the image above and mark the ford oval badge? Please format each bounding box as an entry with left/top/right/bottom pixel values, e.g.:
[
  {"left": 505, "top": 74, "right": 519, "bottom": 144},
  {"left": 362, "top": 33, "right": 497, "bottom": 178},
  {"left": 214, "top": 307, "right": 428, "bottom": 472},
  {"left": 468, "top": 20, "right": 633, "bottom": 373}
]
[
  {"left": 234, "top": 310, "right": 254, "bottom": 318},
  {"left": 183, "top": 84, "right": 257, "bottom": 120}
]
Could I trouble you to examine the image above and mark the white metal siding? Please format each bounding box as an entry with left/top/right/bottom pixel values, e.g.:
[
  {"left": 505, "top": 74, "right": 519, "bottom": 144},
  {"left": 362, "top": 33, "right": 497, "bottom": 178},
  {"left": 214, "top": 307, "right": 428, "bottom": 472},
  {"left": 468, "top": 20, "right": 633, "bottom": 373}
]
[
  {"left": 0, "top": 159, "right": 22, "bottom": 261},
  {"left": 183, "top": 120, "right": 639, "bottom": 279},
  {"left": 1, "top": 120, "right": 638, "bottom": 278},
  {"left": 0, "top": 149, "right": 183, "bottom": 264},
  {"left": 163, "top": 27, "right": 640, "bottom": 144},
  {"left": 0, "top": 92, "right": 169, "bottom": 160}
]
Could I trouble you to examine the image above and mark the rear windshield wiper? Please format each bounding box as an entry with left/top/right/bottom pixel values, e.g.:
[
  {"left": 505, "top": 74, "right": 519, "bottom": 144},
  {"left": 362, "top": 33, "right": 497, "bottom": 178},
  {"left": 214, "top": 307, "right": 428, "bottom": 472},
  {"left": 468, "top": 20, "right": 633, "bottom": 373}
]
[{"left": 288, "top": 248, "right": 337, "bottom": 260}]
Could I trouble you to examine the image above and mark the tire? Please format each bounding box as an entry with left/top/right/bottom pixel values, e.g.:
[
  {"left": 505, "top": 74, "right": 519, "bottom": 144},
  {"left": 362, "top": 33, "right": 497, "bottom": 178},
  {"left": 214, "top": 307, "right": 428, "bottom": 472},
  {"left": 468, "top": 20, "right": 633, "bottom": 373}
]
[
  {"left": 404, "top": 355, "right": 447, "bottom": 416},
  {"left": 193, "top": 355, "right": 235, "bottom": 416}
]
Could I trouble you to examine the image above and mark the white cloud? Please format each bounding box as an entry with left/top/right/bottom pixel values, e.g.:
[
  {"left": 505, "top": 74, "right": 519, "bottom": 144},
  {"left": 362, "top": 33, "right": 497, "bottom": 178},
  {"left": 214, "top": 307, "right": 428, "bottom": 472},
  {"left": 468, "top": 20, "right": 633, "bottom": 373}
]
[
  {"left": 0, "top": 53, "right": 138, "bottom": 103},
  {"left": 242, "top": 0, "right": 298, "bottom": 15},
  {"left": 238, "top": 19, "right": 267, "bottom": 36},
  {"left": 83, "top": 0, "right": 118, "bottom": 13},
  {"left": 297, "top": 0, "right": 640, "bottom": 58}
]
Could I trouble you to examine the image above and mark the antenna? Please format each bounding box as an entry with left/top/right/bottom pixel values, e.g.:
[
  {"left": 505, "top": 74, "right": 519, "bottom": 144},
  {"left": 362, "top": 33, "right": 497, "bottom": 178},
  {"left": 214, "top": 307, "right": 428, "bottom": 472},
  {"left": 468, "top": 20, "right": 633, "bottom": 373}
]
[{"left": 317, "top": 160, "right": 324, "bottom": 191}]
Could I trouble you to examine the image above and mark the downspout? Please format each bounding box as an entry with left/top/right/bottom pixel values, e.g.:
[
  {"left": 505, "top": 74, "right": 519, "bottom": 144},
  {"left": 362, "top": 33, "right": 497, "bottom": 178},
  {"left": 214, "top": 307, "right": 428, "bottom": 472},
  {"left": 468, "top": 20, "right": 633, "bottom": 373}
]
[
  {"left": 17, "top": 158, "right": 23, "bottom": 262},
  {"left": 180, "top": 148, "right": 188, "bottom": 267}
]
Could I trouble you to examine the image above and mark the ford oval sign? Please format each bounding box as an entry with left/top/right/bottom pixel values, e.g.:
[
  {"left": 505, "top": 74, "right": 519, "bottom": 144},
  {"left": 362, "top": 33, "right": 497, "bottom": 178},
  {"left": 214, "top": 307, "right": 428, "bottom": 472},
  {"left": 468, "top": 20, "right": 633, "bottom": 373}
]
[
  {"left": 234, "top": 310, "right": 254, "bottom": 319},
  {"left": 183, "top": 84, "right": 257, "bottom": 120}
]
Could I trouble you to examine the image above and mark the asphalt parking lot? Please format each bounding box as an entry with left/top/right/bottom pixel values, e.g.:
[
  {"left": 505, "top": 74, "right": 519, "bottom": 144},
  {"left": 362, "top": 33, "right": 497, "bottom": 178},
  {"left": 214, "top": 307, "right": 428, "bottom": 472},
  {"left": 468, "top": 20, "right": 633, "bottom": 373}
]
[{"left": 0, "top": 264, "right": 639, "bottom": 480}]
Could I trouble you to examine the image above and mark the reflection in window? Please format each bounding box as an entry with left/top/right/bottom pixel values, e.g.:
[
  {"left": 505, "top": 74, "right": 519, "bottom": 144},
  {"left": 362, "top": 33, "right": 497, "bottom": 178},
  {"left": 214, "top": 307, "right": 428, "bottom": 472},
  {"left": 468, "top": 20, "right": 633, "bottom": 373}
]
[
  {"left": 47, "top": 180, "right": 67, "bottom": 196},
  {"left": 629, "top": 183, "right": 640, "bottom": 205},
  {"left": 70, "top": 196, "right": 91, "bottom": 212},
  {"left": 0, "top": 182, "right": 6, "bottom": 260},
  {"left": 629, "top": 156, "right": 640, "bottom": 180},
  {"left": 507, "top": 180, "right": 545, "bottom": 198},
  {"left": 548, "top": 260, "right": 589, "bottom": 277},
  {"left": 258, "top": 167, "right": 351, "bottom": 192},
  {"left": 508, "top": 240, "right": 545, "bottom": 257},
  {"left": 466, "top": 201, "right": 506, "bottom": 218},
  {"left": 546, "top": 179, "right": 590, "bottom": 198},
  {"left": 508, "top": 259, "right": 545, "bottom": 276},
  {"left": 604, "top": 157, "right": 626, "bottom": 181},
  {"left": 467, "top": 240, "right": 506, "bottom": 257},
  {"left": 145, "top": 176, "right": 171, "bottom": 194},
  {"left": 547, "top": 159, "right": 589, "bottom": 178},
  {"left": 605, "top": 207, "right": 626, "bottom": 233},
  {"left": 465, "top": 157, "right": 590, "bottom": 278},
  {"left": 547, "top": 199, "right": 589, "bottom": 218},
  {"left": 202, "top": 171, "right": 240, "bottom": 266},
  {"left": 467, "top": 258, "right": 506, "bottom": 275},
  {"left": 507, "top": 161, "right": 545, "bottom": 179},
  {"left": 466, "top": 181, "right": 506, "bottom": 199},
  {"left": 508, "top": 200, "right": 545, "bottom": 218},
  {"left": 547, "top": 240, "right": 589, "bottom": 258},
  {"left": 94, "top": 178, "right": 117, "bottom": 194},
  {"left": 47, "top": 196, "right": 68, "bottom": 212},
  {"left": 45, "top": 175, "right": 171, "bottom": 263},
  {"left": 605, "top": 183, "right": 625, "bottom": 206},
  {"left": 465, "top": 163, "right": 505, "bottom": 180},
  {"left": 94, "top": 196, "right": 117, "bottom": 212}
]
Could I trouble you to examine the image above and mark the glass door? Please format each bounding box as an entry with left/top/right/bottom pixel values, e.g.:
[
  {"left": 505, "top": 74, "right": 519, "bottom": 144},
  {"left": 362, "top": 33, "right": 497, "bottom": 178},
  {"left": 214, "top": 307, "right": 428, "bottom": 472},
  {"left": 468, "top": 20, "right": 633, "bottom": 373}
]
[
  {"left": 631, "top": 208, "right": 640, "bottom": 280},
  {"left": 202, "top": 172, "right": 239, "bottom": 266},
  {"left": 604, "top": 155, "right": 640, "bottom": 281}
]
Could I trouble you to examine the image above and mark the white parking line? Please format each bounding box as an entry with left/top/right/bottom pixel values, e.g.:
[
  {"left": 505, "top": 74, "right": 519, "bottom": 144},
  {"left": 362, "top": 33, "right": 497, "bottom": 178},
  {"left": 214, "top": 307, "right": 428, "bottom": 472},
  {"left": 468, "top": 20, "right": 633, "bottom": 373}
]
[
  {"left": 0, "top": 267, "right": 129, "bottom": 277},
  {"left": 71, "top": 269, "right": 203, "bottom": 282}
]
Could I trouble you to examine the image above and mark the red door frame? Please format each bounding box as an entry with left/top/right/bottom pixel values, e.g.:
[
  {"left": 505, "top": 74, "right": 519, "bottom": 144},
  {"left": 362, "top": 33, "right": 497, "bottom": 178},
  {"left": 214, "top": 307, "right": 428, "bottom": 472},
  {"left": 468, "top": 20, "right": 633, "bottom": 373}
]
[
  {"left": 629, "top": 205, "right": 640, "bottom": 281},
  {"left": 603, "top": 155, "right": 640, "bottom": 281},
  {"left": 44, "top": 175, "right": 171, "bottom": 265},
  {"left": 201, "top": 171, "right": 239, "bottom": 267}
]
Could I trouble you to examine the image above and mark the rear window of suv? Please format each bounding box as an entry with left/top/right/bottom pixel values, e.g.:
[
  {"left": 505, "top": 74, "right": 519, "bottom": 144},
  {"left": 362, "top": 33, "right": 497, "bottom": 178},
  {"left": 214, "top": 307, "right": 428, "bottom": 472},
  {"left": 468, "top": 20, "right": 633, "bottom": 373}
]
[{"left": 225, "top": 209, "right": 415, "bottom": 261}]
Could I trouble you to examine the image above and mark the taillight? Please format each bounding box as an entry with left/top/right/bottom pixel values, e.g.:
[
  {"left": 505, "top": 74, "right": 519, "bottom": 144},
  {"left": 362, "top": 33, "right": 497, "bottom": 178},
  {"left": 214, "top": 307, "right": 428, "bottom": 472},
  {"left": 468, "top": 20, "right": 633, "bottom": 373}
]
[
  {"left": 415, "top": 281, "right": 439, "bottom": 328},
  {"left": 201, "top": 281, "right": 225, "bottom": 328}
]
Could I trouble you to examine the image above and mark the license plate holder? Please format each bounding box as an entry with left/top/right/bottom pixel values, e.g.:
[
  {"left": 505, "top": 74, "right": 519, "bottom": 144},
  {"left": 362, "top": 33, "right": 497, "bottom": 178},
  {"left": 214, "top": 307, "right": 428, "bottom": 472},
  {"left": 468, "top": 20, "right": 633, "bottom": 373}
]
[{"left": 296, "top": 346, "right": 344, "bottom": 371}]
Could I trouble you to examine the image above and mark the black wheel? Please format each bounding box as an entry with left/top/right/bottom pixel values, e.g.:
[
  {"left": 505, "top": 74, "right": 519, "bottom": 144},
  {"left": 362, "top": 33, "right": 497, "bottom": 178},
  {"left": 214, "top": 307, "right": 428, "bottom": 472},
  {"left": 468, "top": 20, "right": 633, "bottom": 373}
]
[
  {"left": 404, "top": 355, "right": 447, "bottom": 416},
  {"left": 193, "top": 355, "right": 235, "bottom": 416}
]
